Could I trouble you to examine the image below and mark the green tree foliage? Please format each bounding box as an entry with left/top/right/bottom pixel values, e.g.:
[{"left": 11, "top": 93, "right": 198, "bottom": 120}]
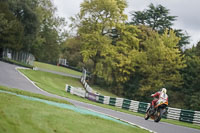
[
  {"left": 93, "top": 24, "right": 143, "bottom": 94},
  {"left": 130, "top": 3, "right": 176, "bottom": 33},
  {"left": 0, "top": 0, "right": 67, "bottom": 64},
  {"left": 61, "top": 37, "right": 83, "bottom": 68},
  {"left": 73, "top": 0, "right": 145, "bottom": 94},
  {"left": 181, "top": 42, "right": 200, "bottom": 110},
  {"left": 33, "top": 24, "right": 61, "bottom": 64},
  {"left": 140, "top": 30, "right": 185, "bottom": 93},
  {"left": 123, "top": 30, "right": 186, "bottom": 102},
  {"left": 31, "top": 0, "right": 67, "bottom": 63},
  {"left": 8, "top": 0, "right": 39, "bottom": 51},
  {"left": 0, "top": 1, "right": 24, "bottom": 50},
  {"left": 130, "top": 3, "right": 190, "bottom": 48},
  {"left": 72, "top": 0, "right": 130, "bottom": 84},
  {"left": 61, "top": 36, "right": 94, "bottom": 71},
  {"left": 174, "top": 29, "right": 190, "bottom": 48},
  {"left": 195, "top": 41, "right": 200, "bottom": 56}
]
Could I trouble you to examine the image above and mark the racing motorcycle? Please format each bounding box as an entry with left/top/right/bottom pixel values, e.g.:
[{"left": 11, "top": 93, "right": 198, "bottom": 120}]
[{"left": 144, "top": 98, "right": 168, "bottom": 122}]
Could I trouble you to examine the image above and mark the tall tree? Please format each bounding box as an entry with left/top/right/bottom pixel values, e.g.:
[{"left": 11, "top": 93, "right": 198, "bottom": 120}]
[
  {"left": 174, "top": 29, "right": 190, "bottom": 48},
  {"left": 139, "top": 30, "right": 185, "bottom": 92},
  {"left": 195, "top": 41, "right": 200, "bottom": 56},
  {"left": 0, "top": 1, "right": 24, "bottom": 50},
  {"left": 8, "top": 0, "right": 39, "bottom": 51},
  {"left": 130, "top": 3, "right": 176, "bottom": 33},
  {"left": 123, "top": 30, "right": 186, "bottom": 101},
  {"left": 32, "top": 0, "right": 67, "bottom": 64},
  {"left": 181, "top": 42, "right": 200, "bottom": 110},
  {"left": 130, "top": 3, "right": 190, "bottom": 48},
  {"left": 61, "top": 37, "right": 83, "bottom": 67},
  {"left": 72, "top": 0, "right": 129, "bottom": 83}
]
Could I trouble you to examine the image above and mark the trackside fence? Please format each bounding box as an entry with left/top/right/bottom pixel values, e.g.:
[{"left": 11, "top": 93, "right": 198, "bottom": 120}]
[
  {"left": 65, "top": 69, "right": 200, "bottom": 124},
  {"left": 2, "top": 48, "right": 35, "bottom": 65}
]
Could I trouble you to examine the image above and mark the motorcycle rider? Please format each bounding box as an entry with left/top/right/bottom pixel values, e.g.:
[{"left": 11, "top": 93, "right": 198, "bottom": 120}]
[{"left": 150, "top": 88, "right": 168, "bottom": 111}]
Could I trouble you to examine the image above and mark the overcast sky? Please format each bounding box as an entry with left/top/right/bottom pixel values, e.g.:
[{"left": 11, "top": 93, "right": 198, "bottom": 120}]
[{"left": 53, "top": 0, "right": 200, "bottom": 48}]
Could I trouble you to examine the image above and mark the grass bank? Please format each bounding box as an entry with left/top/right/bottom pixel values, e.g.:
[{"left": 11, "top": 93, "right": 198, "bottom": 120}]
[
  {"left": 19, "top": 69, "right": 200, "bottom": 130},
  {"left": 0, "top": 88, "right": 148, "bottom": 133},
  {"left": 34, "top": 61, "right": 82, "bottom": 76},
  {"left": 34, "top": 61, "right": 118, "bottom": 97}
]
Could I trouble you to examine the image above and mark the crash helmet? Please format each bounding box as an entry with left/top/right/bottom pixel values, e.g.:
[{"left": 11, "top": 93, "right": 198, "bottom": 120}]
[{"left": 161, "top": 88, "right": 167, "bottom": 94}]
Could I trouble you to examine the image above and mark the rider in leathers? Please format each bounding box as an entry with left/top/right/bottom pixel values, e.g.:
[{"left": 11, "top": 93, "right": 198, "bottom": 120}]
[{"left": 151, "top": 88, "right": 168, "bottom": 110}]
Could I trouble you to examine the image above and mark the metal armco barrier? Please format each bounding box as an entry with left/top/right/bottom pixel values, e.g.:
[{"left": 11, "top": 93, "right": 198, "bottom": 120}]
[
  {"left": 65, "top": 84, "right": 71, "bottom": 93},
  {"left": 86, "top": 85, "right": 93, "bottom": 93},
  {"left": 65, "top": 84, "right": 86, "bottom": 98},
  {"left": 109, "top": 97, "right": 116, "bottom": 106},
  {"left": 98, "top": 95, "right": 104, "bottom": 104},
  {"left": 138, "top": 102, "right": 150, "bottom": 114},
  {"left": 167, "top": 107, "right": 181, "bottom": 120},
  {"left": 65, "top": 69, "right": 200, "bottom": 124},
  {"left": 122, "top": 99, "right": 131, "bottom": 110},
  {"left": 129, "top": 100, "right": 139, "bottom": 112},
  {"left": 179, "top": 109, "right": 195, "bottom": 123},
  {"left": 103, "top": 96, "right": 110, "bottom": 105},
  {"left": 115, "top": 98, "right": 123, "bottom": 108},
  {"left": 194, "top": 111, "right": 200, "bottom": 124},
  {"left": 86, "top": 92, "right": 98, "bottom": 102}
]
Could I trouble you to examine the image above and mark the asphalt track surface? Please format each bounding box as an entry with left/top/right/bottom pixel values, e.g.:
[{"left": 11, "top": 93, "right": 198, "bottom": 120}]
[{"left": 0, "top": 61, "right": 200, "bottom": 133}]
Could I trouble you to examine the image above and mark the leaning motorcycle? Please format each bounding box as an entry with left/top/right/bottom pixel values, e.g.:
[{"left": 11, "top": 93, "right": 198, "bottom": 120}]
[{"left": 144, "top": 98, "right": 168, "bottom": 122}]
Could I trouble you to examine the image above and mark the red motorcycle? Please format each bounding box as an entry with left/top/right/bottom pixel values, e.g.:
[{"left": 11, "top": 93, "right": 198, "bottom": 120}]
[{"left": 144, "top": 98, "right": 168, "bottom": 122}]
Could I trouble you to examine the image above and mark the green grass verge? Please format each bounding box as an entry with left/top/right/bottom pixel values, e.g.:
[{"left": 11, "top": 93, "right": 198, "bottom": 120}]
[
  {"left": 19, "top": 69, "right": 200, "bottom": 130},
  {"left": 34, "top": 61, "right": 82, "bottom": 76},
  {"left": 34, "top": 61, "right": 117, "bottom": 97},
  {"left": 0, "top": 90, "right": 148, "bottom": 133},
  {"left": 0, "top": 86, "right": 71, "bottom": 105},
  {"left": 19, "top": 69, "right": 83, "bottom": 96}
]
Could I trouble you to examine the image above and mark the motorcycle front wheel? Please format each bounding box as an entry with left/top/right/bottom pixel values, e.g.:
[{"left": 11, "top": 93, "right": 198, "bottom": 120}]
[
  {"left": 144, "top": 108, "right": 150, "bottom": 120},
  {"left": 154, "top": 109, "right": 162, "bottom": 122}
]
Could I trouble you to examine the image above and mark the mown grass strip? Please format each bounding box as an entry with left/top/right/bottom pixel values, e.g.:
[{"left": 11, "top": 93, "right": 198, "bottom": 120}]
[
  {"left": 0, "top": 87, "right": 148, "bottom": 133},
  {"left": 34, "top": 61, "right": 82, "bottom": 76},
  {"left": 0, "top": 86, "right": 72, "bottom": 105},
  {"left": 0, "top": 89, "right": 131, "bottom": 126}
]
